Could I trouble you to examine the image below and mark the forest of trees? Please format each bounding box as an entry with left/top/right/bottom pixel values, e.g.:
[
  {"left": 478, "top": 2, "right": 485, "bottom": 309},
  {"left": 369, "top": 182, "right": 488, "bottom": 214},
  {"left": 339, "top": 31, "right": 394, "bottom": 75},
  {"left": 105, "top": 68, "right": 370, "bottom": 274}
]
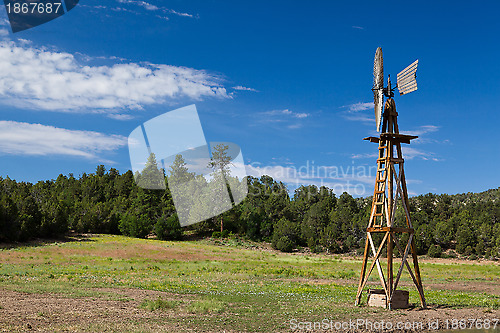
[{"left": 1, "top": 155, "right": 500, "bottom": 260}]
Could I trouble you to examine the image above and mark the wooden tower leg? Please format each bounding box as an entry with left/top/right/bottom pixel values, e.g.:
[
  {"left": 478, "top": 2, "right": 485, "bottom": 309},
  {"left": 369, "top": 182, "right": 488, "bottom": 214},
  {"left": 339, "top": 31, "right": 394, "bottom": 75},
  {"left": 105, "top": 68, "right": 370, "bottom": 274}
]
[
  {"left": 411, "top": 239, "right": 427, "bottom": 308},
  {"left": 355, "top": 237, "right": 370, "bottom": 305},
  {"left": 387, "top": 231, "right": 393, "bottom": 309}
]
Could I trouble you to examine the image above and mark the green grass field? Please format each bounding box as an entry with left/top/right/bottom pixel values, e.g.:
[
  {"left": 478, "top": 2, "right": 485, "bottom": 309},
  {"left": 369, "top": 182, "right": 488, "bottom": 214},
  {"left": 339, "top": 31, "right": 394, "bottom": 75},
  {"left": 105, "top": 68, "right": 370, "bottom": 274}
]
[{"left": 0, "top": 234, "right": 499, "bottom": 332}]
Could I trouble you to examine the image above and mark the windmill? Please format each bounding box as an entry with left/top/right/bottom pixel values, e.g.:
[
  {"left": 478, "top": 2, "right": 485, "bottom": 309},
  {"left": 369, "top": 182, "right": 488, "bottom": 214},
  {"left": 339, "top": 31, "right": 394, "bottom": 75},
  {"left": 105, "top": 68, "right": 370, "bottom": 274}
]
[{"left": 355, "top": 47, "right": 426, "bottom": 309}]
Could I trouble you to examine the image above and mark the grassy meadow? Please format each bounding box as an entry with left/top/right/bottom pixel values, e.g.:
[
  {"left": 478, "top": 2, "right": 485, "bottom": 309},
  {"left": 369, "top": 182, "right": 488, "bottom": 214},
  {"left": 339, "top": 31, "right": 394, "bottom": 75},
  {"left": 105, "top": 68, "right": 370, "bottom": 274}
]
[{"left": 0, "top": 234, "right": 499, "bottom": 332}]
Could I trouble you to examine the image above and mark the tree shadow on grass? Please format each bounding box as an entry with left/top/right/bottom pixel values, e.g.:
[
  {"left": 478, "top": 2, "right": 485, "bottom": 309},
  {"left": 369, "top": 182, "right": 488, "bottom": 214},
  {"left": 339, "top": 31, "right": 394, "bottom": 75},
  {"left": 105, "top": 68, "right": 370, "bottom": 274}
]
[{"left": 0, "top": 231, "right": 96, "bottom": 250}]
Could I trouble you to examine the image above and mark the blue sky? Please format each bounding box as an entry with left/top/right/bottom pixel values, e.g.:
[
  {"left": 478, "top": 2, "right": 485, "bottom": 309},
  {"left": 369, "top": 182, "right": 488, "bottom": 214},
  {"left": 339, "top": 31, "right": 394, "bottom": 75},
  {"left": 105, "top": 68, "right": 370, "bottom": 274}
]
[{"left": 1, "top": 0, "right": 499, "bottom": 197}]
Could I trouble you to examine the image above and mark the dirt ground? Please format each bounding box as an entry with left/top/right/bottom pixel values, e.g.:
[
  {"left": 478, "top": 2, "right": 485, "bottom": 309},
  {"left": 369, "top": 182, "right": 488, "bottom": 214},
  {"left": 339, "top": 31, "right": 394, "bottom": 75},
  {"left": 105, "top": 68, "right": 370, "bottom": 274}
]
[
  {"left": 0, "top": 288, "right": 199, "bottom": 333},
  {"left": 0, "top": 287, "right": 499, "bottom": 333}
]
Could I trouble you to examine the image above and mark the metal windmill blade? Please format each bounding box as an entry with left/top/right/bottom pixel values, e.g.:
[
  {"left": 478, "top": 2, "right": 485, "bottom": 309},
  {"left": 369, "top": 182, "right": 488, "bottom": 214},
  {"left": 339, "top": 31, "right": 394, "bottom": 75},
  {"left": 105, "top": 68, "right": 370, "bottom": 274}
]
[
  {"left": 397, "top": 60, "right": 418, "bottom": 95},
  {"left": 373, "top": 47, "right": 384, "bottom": 132}
]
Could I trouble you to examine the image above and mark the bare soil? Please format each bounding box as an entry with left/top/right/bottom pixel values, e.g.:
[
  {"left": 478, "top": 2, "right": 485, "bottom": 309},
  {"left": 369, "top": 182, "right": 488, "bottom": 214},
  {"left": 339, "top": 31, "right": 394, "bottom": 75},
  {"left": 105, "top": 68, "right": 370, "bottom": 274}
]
[
  {"left": 0, "top": 288, "right": 207, "bottom": 333},
  {"left": 1, "top": 287, "right": 499, "bottom": 332}
]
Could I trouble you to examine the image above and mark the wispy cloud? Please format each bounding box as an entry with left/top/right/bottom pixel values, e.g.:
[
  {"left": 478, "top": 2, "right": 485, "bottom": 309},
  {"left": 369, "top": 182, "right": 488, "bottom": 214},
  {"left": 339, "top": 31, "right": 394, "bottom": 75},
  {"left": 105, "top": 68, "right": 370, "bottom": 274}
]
[
  {"left": 168, "top": 9, "right": 194, "bottom": 18},
  {"left": 351, "top": 152, "right": 378, "bottom": 159},
  {"left": 256, "top": 109, "right": 311, "bottom": 129},
  {"left": 402, "top": 125, "right": 450, "bottom": 145},
  {"left": 264, "top": 109, "right": 310, "bottom": 119},
  {"left": 340, "top": 101, "right": 375, "bottom": 123},
  {"left": 403, "top": 125, "right": 440, "bottom": 136},
  {"left": 116, "top": 0, "right": 158, "bottom": 11},
  {"left": 114, "top": 0, "right": 196, "bottom": 19},
  {"left": 233, "top": 85, "right": 259, "bottom": 92},
  {"left": 0, "top": 121, "right": 126, "bottom": 161},
  {"left": 343, "top": 114, "right": 375, "bottom": 123},
  {"left": 352, "top": 26, "right": 364, "bottom": 30},
  {"left": 402, "top": 147, "right": 440, "bottom": 161},
  {"left": 246, "top": 161, "right": 376, "bottom": 196},
  {"left": 0, "top": 40, "right": 229, "bottom": 116},
  {"left": 345, "top": 102, "right": 373, "bottom": 112}
]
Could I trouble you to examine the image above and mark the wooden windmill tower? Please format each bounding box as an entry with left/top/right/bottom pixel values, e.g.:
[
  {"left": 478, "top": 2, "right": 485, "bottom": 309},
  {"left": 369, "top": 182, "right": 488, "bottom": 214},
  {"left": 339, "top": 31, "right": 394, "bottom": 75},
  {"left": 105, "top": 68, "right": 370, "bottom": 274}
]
[{"left": 355, "top": 47, "right": 426, "bottom": 309}]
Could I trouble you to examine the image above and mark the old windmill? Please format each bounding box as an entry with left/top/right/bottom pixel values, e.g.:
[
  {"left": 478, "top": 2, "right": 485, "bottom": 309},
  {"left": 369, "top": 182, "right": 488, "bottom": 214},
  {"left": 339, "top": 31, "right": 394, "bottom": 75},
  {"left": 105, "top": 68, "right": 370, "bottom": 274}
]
[{"left": 355, "top": 47, "right": 426, "bottom": 309}]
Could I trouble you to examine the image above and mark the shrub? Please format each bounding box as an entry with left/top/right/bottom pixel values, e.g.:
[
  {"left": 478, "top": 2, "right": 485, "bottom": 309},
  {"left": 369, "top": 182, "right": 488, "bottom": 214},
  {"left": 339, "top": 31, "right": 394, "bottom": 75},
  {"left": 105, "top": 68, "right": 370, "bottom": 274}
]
[
  {"left": 118, "top": 213, "right": 152, "bottom": 238},
  {"left": 154, "top": 214, "right": 182, "bottom": 241},
  {"left": 427, "top": 245, "right": 442, "bottom": 258},
  {"left": 212, "top": 231, "right": 221, "bottom": 238},
  {"left": 443, "top": 250, "right": 457, "bottom": 259},
  {"left": 464, "top": 245, "right": 474, "bottom": 256},
  {"left": 271, "top": 218, "right": 298, "bottom": 252},
  {"left": 274, "top": 236, "right": 295, "bottom": 253}
]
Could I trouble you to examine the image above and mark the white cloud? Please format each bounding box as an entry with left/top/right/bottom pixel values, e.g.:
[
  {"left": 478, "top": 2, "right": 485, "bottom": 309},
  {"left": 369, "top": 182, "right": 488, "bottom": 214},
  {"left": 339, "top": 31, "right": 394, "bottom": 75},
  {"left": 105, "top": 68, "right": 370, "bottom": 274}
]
[
  {"left": 402, "top": 147, "right": 440, "bottom": 161},
  {"left": 403, "top": 125, "right": 440, "bottom": 136},
  {"left": 351, "top": 152, "right": 378, "bottom": 159},
  {"left": 344, "top": 102, "right": 373, "bottom": 112},
  {"left": 294, "top": 112, "right": 309, "bottom": 118},
  {"left": 255, "top": 109, "right": 310, "bottom": 129},
  {"left": 246, "top": 162, "right": 376, "bottom": 196},
  {"left": 0, "top": 121, "right": 127, "bottom": 160},
  {"left": 107, "top": 113, "right": 134, "bottom": 120},
  {"left": 168, "top": 9, "right": 194, "bottom": 18},
  {"left": 264, "top": 109, "right": 310, "bottom": 119},
  {"left": 114, "top": 0, "right": 195, "bottom": 18},
  {"left": 0, "top": 41, "right": 229, "bottom": 114},
  {"left": 402, "top": 125, "right": 450, "bottom": 145},
  {"left": 116, "top": 0, "right": 158, "bottom": 11},
  {"left": 233, "top": 85, "right": 258, "bottom": 92},
  {"left": 341, "top": 102, "right": 375, "bottom": 123},
  {"left": 352, "top": 26, "right": 364, "bottom": 30},
  {"left": 343, "top": 114, "right": 375, "bottom": 123}
]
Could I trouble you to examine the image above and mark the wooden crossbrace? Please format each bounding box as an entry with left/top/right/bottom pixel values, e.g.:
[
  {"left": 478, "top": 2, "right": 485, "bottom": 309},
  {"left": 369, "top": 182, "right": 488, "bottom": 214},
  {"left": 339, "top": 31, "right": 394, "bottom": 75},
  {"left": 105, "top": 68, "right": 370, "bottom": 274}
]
[
  {"left": 390, "top": 234, "right": 413, "bottom": 302},
  {"left": 356, "top": 232, "right": 389, "bottom": 300}
]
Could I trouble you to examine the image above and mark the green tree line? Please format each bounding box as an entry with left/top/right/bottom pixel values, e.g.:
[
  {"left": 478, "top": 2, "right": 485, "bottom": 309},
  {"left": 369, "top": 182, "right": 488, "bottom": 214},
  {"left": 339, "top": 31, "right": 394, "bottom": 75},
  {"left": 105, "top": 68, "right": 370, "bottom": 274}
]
[{"left": 1, "top": 160, "right": 499, "bottom": 259}]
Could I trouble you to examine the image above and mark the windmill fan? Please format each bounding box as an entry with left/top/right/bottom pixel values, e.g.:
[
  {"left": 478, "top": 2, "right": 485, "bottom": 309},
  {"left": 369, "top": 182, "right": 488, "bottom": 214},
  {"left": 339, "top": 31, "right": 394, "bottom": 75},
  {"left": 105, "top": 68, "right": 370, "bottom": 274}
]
[
  {"left": 371, "top": 47, "right": 419, "bottom": 132},
  {"left": 372, "top": 47, "right": 384, "bottom": 132}
]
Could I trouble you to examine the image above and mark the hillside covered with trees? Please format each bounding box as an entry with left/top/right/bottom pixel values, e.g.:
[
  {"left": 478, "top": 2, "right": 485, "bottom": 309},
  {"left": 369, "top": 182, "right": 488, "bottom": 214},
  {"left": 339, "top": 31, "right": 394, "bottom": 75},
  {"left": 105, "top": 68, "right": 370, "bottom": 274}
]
[{"left": 1, "top": 157, "right": 499, "bottom": 260}]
